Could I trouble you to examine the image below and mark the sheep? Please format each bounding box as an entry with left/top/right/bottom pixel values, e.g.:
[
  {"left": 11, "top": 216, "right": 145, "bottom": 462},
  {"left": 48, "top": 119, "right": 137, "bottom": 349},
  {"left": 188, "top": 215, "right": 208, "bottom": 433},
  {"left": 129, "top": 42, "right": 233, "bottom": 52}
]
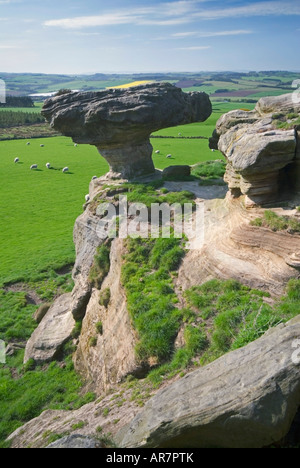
[
  {"left": 40, "top": 144, "right": 44, "bottom": 148},
  {"left": 155, "top": 150, "right": 160, "bottom": 154},
  {"left": 46, "top": 163, "right": 51, "bottom": 169},
  {"left": 92, "top": 176, "right": 97, "bottom": 180},
  {"left": 62, "top": 167, "right": 69, "bottom": 173},
  {"left": 166, "top": 154, "right": 172, "bottom": 159},
  {"left": 14, "top": 157, "right": 19, "bottom": 163},
  {"left": 26, "top": 142, "right": 30, "bottom": 146},
  {"left": 74, "top": 144, "right": 78, "bottom": 147},
  {"left": 30, "top": 164, "right": 38, "bottom": 170},
  {"left": 85, "top": 194, "right": 90, "bottom": 202},
  {"left": 211, "top": 149, "right": 215, "bottom": 152}
]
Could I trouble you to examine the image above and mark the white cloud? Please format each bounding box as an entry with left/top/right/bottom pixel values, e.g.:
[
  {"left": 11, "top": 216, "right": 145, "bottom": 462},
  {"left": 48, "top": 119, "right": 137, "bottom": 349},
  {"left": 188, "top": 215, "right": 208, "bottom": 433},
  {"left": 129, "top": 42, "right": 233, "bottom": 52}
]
[
  {"left": 173, "top": 30, "right": 253, "bottom": 37},
  {"left": 43, "top": 1, "right": 300, "bottom": 31},
  {"left": 43, "top": 1, "right": 209, "bottom": 29},
  {"left": 176, "top": 45, "right": 211, "bottom": 50},
  {"left": 194, "top": 1, "right": 300, "bottom": 19}
]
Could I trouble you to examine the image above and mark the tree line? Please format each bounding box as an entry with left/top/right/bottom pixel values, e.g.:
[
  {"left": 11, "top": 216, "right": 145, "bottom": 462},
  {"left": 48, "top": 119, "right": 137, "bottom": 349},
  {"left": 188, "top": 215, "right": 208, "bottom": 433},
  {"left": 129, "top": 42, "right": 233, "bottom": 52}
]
[
  {"left": 0, "top": 111, "right": 44, "bottom": 128},
  {"left": 0, "top": 96, "right": 34, "bottom": 108}
]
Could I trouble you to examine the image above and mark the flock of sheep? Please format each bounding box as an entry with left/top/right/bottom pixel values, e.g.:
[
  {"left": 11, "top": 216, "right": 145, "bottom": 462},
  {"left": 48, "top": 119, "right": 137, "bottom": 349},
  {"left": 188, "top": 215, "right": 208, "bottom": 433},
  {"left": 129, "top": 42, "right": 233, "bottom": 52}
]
[
  {"left": 155, "top": 150, "right": 172, "bottom": 159},
  {"left": 13, "top": 141, "right": 96, "bottom": 203},
  {"left": 14, "top": 141, "right": 71, "bottom": 172}
]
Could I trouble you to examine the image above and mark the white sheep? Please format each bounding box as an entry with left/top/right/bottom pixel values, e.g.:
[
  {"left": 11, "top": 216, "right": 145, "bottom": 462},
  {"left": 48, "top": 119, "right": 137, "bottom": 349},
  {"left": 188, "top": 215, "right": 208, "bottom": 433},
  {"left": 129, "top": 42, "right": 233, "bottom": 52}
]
[
  {"left": 155, "top": 150, "right": 160, "bottom": 154},
  {"left": 166, "top": 154, "right": 172, "bottom": 159},
  {"left": 46, "top": 163, "right": 51, "bottom": 169},
  {"left": 26, "top": 142, "right": 30, "bottom": 146},
  {"left": 40, "top": 144, "right": 44, "bottom": 148},
  {"left": 74, "top": 144, "right": 78, "bottom": 147},
  {"left": 62, "top": 167, "right": 69, "bottom": 173},
  {"left": 14, "top": 158, "right": 19, "bottom": 163},
  {"left": 92, "top": 176, "right": 97, "bottom": 180},
  {"left": 211, "top": 149, "right": 215, "bottom": 152},
  {"left": 30, "top": 164, "right": 38, "bottom": 170},
  {"left": 85, "top": 194, "right": 90, "bottom": 202}
]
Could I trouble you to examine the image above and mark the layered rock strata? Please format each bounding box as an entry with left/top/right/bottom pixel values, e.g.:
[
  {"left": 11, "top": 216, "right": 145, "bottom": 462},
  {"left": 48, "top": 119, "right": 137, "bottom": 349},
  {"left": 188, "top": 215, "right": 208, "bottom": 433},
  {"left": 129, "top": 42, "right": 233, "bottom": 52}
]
[{"left": 210, "top": 93, "right": 300, "bottom": 206}]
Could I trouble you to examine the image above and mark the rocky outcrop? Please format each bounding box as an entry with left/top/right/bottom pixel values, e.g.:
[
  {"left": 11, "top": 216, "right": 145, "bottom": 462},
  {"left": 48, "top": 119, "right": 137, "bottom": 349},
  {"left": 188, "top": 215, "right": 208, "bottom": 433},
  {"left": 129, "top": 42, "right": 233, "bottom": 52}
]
[
  {"left": 177, "top": 195, "right": 300, "bottom": 296},
  {"left": 24, "top": 294, "right": 74, "bottom": 364},
  {"left": 42, "top": 83, "right": 212, "bottom": 179},
  {"left": 73, "top": 238, "right": 143, "bottom": 394},
  {"left": 71, "top": 209, "right": 102, "bottom": 321},
  {"left": 116, "top": 316, "right": 300, "bottom": 449},
  {"left": 9, "top": 316, "right": 300, "bottom": 448},
  {"left": 210, "top": 93, "right": 300, "bottom": 206}
]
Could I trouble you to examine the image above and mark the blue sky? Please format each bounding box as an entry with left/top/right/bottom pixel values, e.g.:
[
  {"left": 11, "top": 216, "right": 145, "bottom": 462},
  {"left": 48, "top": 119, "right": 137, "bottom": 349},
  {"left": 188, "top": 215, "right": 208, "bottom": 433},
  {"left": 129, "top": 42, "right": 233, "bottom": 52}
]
[{"left": 0, "top": 0, "right": 299, "bottom": 74}]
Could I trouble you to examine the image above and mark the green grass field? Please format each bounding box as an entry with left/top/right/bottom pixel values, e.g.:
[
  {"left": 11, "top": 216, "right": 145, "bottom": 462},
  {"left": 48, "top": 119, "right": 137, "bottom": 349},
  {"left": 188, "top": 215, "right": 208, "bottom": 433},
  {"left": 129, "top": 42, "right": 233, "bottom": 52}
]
[
  {"left": 0, "top": 102, "right": 253, "bottom": 284},
  {"left": 0, "top": 134, "right": 221, "bottom": 284}
]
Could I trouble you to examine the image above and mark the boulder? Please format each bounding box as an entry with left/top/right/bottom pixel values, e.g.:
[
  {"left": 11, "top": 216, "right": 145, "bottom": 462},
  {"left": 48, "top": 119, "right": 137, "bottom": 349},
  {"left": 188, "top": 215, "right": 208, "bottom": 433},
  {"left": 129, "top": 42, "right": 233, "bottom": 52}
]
[
  {"left": 42, "top": 83, "right": 212, "bottom": 179},
  {"left": 24, "top": 293, "right": 75, "bottom": 364},
  {"left": 162, "top": 165, "right": 191, "bottom": 178},
  {"left": 210, "top": 93, "right": 300, "bottom": 206},
  {"left": 117, "top": 316, "right": 300, "bottom": 448}
]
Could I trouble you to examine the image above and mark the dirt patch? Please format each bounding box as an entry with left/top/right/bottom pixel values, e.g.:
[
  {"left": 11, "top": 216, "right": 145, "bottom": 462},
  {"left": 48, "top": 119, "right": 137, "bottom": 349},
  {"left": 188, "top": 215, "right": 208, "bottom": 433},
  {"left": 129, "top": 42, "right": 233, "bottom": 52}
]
[
  {"left": 3, "top": 283, "right": 42, "bottom": 306},
  {"left": 54, "top": 264, "right": 74, "bottom": 276}
]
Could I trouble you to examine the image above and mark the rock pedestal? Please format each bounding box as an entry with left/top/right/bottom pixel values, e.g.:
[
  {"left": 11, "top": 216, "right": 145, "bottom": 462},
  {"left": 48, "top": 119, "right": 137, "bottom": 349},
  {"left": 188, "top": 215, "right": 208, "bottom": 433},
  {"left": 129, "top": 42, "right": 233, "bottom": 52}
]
[{"left": 42, "top": 83, "right": 212, "bottom": 179}]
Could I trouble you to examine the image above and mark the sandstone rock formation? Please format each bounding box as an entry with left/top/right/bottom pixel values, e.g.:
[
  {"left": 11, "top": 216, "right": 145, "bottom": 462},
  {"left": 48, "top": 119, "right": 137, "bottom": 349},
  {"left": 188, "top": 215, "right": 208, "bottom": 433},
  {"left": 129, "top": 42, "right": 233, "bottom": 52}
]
[
  {"left": 117, "top": 316, "right": 300, "bottom": 448},
  {"left": 24, "top": 293, "right": 74, "bottom": 364},
  {"left": 73, "top": 238, "right": 144, "bottom": 394},
  {"left": 210, "top": 93, "right": 300, "bottom": 206},
  {"left": 8, "top": 317, "right": 300, "bottom": 448},
  {"left": 42, "top": 83, "right": 212, "bottom": 179}
]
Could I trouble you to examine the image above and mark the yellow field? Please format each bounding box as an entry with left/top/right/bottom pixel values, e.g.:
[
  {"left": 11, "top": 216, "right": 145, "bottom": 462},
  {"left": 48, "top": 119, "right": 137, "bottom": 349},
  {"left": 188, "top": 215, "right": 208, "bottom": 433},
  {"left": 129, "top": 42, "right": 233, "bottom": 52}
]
[{"left": 107, "top": 80, "right": 153, "bottom": 89}]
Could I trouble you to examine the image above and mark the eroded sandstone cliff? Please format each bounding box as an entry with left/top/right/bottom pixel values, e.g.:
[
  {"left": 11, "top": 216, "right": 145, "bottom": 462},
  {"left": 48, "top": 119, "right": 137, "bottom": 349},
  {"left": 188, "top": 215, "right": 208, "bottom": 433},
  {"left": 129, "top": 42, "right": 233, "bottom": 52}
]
[{"left": 17, "top": 89, "right": 300, "bottom": 448}]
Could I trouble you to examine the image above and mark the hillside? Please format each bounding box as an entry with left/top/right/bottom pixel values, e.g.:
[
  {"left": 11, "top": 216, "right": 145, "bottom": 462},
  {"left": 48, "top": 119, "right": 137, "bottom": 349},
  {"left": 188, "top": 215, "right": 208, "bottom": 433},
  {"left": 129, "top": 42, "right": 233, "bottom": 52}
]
[{"left": 0, "top": 71, "right": 299, "bottom": 101}]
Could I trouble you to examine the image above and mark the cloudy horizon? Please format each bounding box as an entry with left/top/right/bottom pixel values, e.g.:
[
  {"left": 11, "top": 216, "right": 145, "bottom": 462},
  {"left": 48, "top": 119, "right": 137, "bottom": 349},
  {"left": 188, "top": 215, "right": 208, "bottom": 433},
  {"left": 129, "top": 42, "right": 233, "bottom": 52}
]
[{"left": 0, "top": 0, "right": 299, "bottom": 74}]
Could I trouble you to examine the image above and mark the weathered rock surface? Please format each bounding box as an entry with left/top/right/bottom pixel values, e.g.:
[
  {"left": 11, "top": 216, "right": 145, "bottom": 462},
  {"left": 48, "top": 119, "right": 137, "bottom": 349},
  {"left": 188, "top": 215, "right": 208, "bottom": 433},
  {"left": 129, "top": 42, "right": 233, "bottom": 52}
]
[
  {"left": 71, "top": 209, "right": 101, "bottom": 320},
  {"left": 42, "top": 83, "right": 212, "bottom": 179},
  {"left": 46, "top": 435, "right": 101, "bottom": 449},
  {"left": 24, "top": 293, "right": 75, "bottom": 364},
  {"left": 8, "top": 317, "right": 300, "bottom": 449},
  {"left": 116, "top": 316, "right": 300, "bottom": 448},
  {"left": 177, "top": 194, "right": 300, "bottom": 296},
  {"left": 210, "top": 93, "right": 300, "bottom": 206},
  {"left": 73, "top": 238, "right": 143, "bottom": 394}
]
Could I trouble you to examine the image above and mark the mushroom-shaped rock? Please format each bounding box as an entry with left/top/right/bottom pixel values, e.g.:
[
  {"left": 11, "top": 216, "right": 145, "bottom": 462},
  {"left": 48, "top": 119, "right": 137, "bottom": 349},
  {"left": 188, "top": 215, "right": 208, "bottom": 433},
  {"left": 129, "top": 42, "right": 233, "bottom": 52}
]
[{"left": 42, "top": 83, "right": 212, "bottom": 179}]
